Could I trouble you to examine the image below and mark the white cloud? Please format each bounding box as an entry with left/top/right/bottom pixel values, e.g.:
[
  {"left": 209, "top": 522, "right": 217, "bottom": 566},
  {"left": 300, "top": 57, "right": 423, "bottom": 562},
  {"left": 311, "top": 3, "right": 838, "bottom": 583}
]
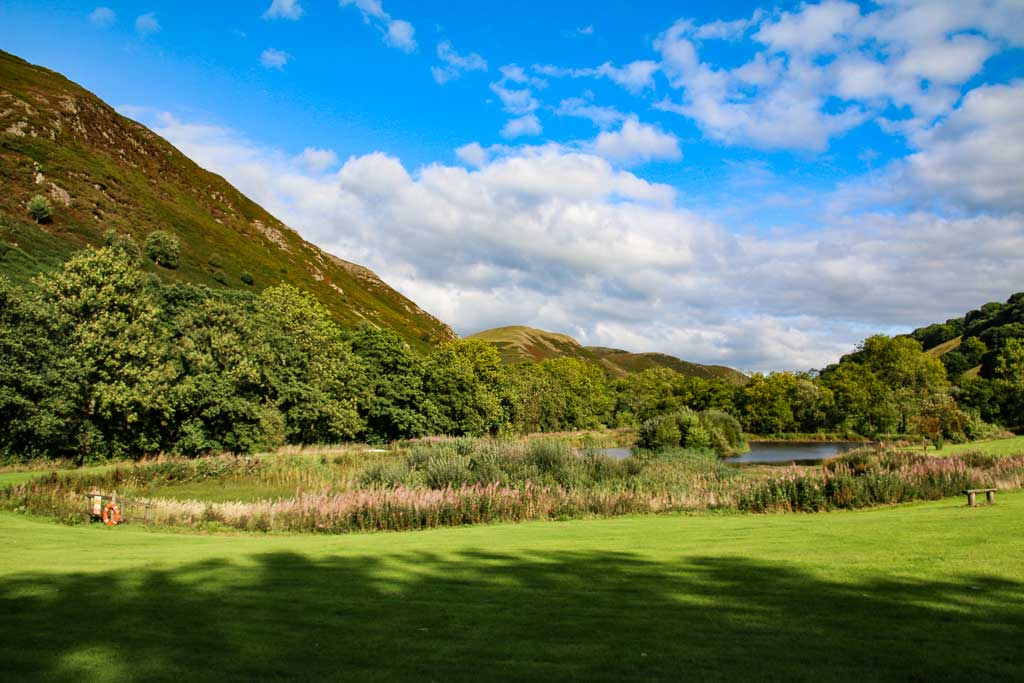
[
  {"left": 840, "top": 80, "right": 1024, "bottom": 214},
  {"left": 455, "top": 142, "right": 489, "bottom": 167},
  {"left": 490, "top": 65, "right": 546, "bottom": 137},
  {"left": 432, "top": 41, "right": 487, "bottom": 85},
  {"left": 693, "top": 10, "right": 764, "bottom": 40},
  {"left": 534, "top": 60, "right": 659, "bottom": 93},
  {"left": 296, "top": 147, "right": 338, "bottom": 173},
  {"left": 263, "top": 0, "right": 303, "bottom": 20},
  {"left": 131, "top": 109, "right": 1024, "bottom": 371},
  {"left": 590, "top": 118, "right": 682, "bottom": 165},
  {"left": 577, "top": 25, "right": 594, "bottom": 36},
  {"left": 88, "top": 7, "right": 115, "bottom": 27},
  {"left": 340, "top": 0, "right": 417, "bottom": 53},
  {"left": 386, "top": 19, "right": 416, "bottom": 52},
  {"left": 135, "top": 12, "right": 160, "bottom": 36},
  {"left": 260, "top": 48, "right": 290, "bottom": 70},
  {"left": 753, "top": 0, "right": 860, "bottom": 54},
  {"left": 555, "top": 97, "right": 626, "bottom": 129},
  {"left": 501, "top": 114, "right": 542, "bottom": 139},
  {"left": 652, "top": 1, "right": 1015, "bottom": 152}
]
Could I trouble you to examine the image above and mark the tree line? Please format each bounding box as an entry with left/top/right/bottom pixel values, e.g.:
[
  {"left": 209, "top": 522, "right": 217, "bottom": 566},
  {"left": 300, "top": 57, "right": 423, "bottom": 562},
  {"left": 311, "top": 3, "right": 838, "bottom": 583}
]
[{"left": 1, "top": 241, "right": 1020, "bottom": 461}]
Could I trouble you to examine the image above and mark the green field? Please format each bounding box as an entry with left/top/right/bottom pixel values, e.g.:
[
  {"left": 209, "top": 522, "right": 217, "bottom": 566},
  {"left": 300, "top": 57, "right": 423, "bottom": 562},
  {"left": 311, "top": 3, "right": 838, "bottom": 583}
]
[
  {"left": 3, "top": 493, "right": 1023, "bottom": 682},
  {"left": 933, "top": 434, "right": 1024, "bottom": 457}
]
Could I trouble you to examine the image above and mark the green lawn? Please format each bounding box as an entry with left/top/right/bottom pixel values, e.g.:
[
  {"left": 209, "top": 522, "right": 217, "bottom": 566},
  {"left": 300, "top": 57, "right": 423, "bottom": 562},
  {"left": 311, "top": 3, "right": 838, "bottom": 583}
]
[
  {"left": 932, "top": 434, "right": 1024, "bottom": 457},
  {"left": 2, "top": 494, "right": 1023, "bottom": 682}
]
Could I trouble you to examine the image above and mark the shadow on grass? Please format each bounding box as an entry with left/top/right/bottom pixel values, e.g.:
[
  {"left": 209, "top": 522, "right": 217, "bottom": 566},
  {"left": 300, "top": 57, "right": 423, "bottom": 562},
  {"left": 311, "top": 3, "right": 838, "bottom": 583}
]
[{"left": 2, "top": 547, "right": 1022, "bottom": 682}]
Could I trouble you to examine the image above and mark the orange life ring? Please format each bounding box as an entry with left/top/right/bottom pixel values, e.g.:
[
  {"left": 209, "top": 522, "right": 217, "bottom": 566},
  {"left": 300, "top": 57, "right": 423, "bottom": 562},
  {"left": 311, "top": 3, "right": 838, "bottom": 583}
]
[{"left": 102, "top": 502, "right": 121, "bottom": 526}]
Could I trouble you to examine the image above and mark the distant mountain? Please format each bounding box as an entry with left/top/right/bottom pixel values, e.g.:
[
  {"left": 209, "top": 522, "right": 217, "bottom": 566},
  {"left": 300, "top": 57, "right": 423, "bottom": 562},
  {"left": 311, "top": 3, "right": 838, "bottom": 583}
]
[
  {"left": 0, "top": 50, "right": 454, "bottom": 351},
  {"left": 468, "top": 325, "right": 749, "bottom": 384}
]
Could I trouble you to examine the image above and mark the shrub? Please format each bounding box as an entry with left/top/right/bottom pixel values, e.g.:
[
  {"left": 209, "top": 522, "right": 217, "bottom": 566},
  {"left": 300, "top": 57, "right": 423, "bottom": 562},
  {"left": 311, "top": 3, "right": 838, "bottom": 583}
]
[
  {"left": 207, "top": 253, "right": 223, "bottom": 269},
  {"left": 240, "top": 271, "right": 254, "bottom": 285},
  {"left": 103, "top": 230, "right": 141, "bottom": 261},
  {"left": 637, "top": 415, "right": 682, "bottom": 449},
  {"left": 676, "top": 411, "right": 712, "bottom": 450},
  {"left": 28, "top": 195, "right": 52, "bottom": 223},
  {"left": 699, "top": 410, "right": 744, "bottom": 451},
  {"left": 144, "top": 230, "right": 180, "bottom": 269}
]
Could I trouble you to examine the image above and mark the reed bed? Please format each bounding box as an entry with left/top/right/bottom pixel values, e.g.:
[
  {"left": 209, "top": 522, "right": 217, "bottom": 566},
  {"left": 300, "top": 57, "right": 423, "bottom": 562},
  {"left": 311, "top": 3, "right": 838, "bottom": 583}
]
[{"left": 4, "top": 441, "right": 1024, "bottom": 534}]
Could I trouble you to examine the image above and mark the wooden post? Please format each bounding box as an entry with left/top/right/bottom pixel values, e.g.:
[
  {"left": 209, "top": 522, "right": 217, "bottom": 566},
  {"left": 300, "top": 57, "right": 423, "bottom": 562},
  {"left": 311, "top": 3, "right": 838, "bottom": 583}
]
[
  {"left": 967, "top": 491, "right": 977, "bottom": 507},
  {"left": 986, "top": 490, "right": 996, "bottom": 504}
]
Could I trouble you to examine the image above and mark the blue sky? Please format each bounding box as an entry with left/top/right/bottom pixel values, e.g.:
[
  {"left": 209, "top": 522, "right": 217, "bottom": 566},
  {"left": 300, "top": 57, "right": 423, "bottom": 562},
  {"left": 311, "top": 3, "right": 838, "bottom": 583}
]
[{"left": 2, "top": 1, "right": 1023, "bottom": 371}]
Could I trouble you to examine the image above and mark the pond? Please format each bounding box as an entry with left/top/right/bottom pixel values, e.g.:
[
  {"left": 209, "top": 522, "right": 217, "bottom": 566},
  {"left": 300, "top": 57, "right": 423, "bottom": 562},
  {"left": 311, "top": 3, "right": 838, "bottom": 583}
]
[
  {"left": 592, "top": 447, "right": 633, "bottom": 460},
  {"left": 591, "top": 442, "right": 869, "bottom": 465},
  {"left": 727, "top": 441, "right": 869, "bottom": 465}
]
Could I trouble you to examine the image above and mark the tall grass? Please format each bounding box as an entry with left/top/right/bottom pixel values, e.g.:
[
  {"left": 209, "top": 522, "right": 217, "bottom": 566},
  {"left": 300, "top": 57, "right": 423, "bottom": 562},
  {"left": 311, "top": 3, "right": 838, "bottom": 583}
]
[
  {"left": 737, "top": 449, "right": 1024, "bottom": 512},
  {"left": 4, "top": 441, "right": 1024, "bottom": 534}
]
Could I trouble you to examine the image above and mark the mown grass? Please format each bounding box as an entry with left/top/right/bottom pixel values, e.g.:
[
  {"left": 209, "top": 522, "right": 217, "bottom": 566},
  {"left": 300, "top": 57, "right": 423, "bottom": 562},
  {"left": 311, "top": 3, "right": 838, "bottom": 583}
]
[
  {"left": 2, "top": 493, "right": 1023, "bottom": 682},
  {"left": 930, "top": 434, "right": 1024, "bottom": 457}
]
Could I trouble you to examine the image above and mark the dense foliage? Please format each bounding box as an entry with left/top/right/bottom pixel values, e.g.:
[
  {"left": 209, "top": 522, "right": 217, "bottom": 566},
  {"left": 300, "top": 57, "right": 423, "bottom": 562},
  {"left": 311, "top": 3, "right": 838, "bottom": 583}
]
[
  {"left": 0, "top": 246, "right": 1015, "bottom": 461},
  {"left": 906, "top": 292, "right": 1024, "bottom": 429}
]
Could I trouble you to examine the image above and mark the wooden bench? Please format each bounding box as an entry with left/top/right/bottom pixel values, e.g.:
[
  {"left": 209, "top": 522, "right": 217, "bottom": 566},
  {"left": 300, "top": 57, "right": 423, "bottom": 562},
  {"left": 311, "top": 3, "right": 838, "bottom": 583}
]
[{"left": 962, "top": 488, "right": 996, "bottom": 507}]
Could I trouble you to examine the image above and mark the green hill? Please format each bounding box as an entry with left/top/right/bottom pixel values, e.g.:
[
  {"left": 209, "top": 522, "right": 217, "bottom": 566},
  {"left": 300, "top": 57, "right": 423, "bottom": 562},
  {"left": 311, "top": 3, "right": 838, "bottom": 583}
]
[
  {"left": 909, "top": 292, "right": 1024, "bottom": 379},
  {"left": 0, "top": 50, "right": 454, "bottom": 351},
  {"left": 469, "top": 325, "right": 748, "bottom": 384}
]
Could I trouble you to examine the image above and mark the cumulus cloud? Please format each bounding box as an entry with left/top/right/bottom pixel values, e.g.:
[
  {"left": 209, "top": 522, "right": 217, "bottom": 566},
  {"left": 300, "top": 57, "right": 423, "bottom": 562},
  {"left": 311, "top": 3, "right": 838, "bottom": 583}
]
[
  {"left": 431, "top": 41, "right": 487, "bottom": 85},
  {"left": 839, "top": 80, "right": 1024, "bottom": 215},
  {"left": 654, "top": 0, "right": 1018, "bottom": 151},
  {"left": 263, "top": 0, "right": 303, "bottom": 20},
  {"left": 88, "top": 7, "right": 115, "bottom": 27},
  {"left": 340, "top": 0, "right": 416, "bottom": 53},
  {"left": 260, "top": 48, "right": 290, "bottom": 70},
  {"left": 590, "top": 118, "right": 682, "bottom": 165},
  {"left": 135, "top": 12, "right": 160, "bottom": 36},
  {"left": 130, "top": 109, "right": 1024, "bottom": 371}
]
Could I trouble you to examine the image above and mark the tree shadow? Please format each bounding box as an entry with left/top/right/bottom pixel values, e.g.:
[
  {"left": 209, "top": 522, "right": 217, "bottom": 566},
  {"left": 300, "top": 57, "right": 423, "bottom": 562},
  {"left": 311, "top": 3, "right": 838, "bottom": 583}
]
[{"left": 2, "top": 546, "right": 1022, "bottom": 681}]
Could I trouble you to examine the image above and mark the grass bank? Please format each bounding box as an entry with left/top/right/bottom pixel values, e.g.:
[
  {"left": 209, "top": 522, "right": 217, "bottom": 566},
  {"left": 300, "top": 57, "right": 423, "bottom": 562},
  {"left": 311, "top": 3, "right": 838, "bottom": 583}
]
[{"left": 2, "top": 493, "right": 1023, "bottom": 681}]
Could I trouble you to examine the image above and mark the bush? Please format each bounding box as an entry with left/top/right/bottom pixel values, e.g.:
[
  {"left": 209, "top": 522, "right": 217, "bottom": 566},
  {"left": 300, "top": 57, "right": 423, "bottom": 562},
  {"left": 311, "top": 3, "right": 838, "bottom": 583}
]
[
  {"left": 103, "top": 230, "right": 142, "bottom": 261},
  {"left": 144, "top": 230, "right": 180, "bottom": 269},
  {"left": 699, "top": 409, "right": 744, "bottom": 453},
  {"left": 240, "top": 271, "right": 254, "bottom": 285},
  {"left": 637, "top": 415, "right": 682, "bottom": 450},
  {"left": 28, "top": 195, "right": 52, "bottom": 223}
]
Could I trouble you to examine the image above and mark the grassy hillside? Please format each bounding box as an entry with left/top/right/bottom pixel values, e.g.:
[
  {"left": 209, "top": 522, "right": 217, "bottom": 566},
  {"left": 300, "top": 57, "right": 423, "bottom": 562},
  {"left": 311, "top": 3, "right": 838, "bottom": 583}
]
[
  {"left": 470, "top": 325, "right": 748, "bottom": 383},
  {"left": 910, "top": 292, "right": 1023, "bottom": 379},
  {"left": 2, "top": 493, "right": 1022, "bottom": 681},
  {"left": 0, "top": 50, "right": 454, "bottom": 351}
]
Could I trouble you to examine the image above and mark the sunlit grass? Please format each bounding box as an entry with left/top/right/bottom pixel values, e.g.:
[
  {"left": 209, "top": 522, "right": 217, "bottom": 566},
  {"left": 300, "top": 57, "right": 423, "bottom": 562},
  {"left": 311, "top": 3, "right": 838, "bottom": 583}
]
[{"left": 1, "top": 493, "right": 1022, "bottom": 680}]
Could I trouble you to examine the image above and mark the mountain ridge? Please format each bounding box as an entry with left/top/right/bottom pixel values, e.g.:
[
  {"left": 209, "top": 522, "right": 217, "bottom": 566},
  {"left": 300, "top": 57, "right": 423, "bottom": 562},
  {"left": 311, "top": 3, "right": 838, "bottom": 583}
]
[{"left": 468, "top": 325, "right": 749, "bottom": 384}]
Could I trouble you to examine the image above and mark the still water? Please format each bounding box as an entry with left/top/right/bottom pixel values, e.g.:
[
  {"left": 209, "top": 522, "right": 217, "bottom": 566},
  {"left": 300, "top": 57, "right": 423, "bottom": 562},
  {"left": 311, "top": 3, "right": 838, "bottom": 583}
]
[
  {"left": 727, "top": 441, "right": 868, "bottom": 465},
  {"left": 594, "top": 442, "right": 868, "bottom": 465}
]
